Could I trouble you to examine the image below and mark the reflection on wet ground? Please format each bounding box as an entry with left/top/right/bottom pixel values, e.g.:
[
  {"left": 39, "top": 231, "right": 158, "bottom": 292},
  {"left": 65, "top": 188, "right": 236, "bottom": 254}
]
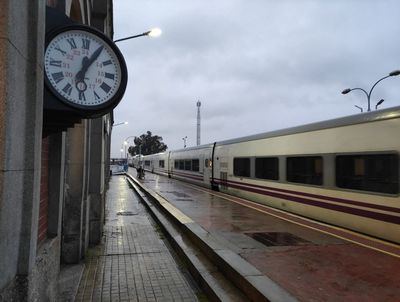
[{"left": 132, "top": 169, "right": 400, "bottom": 302}]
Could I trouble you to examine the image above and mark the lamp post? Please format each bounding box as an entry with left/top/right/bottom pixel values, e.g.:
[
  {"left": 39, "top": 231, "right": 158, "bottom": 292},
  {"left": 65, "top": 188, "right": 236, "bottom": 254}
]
[
  {"left": 182, "top": 136, "right": 187, "bottom": 148},
  {"left": 124, "top": 136, "right": 136, "bottom": 160},
  {"left": 114, "top": 28, "right": 162, "bottom": 43},
  {"left": 375, "top": 99, "right": 385, "bottom": 110},
  {"left": 354, "top": 105, "right": 363, "bottom": 113},
  {"left": 113, "top": 121, "right": 128, "bottom": 127},
  {"left": 342, "top": 70, "right": 400, "bottom": 112}
]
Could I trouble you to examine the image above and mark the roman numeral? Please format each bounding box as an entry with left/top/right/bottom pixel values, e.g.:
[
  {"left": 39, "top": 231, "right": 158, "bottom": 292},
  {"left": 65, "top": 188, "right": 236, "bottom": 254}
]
[
  {"left": 79, "top": 91, "right": 86, "bottom": 101},
  {"left": 82, "top": 38, "right": 90, "bottom": 50},
  {"left": 67, "top": 38, "right": 77, "bottom": 49},
  {"left": 100, "top": 82, "right": 111, "bottom": 93},
  {"left": 104, "top": 73, "right": 115, "bottom": 80},
  {"left": 52, "top": 72, "right": 64, "bottom": 84},
  {"left": 102, "top": 60, "right": 112, "bottom": 66},
  {"left": 49, "top": 58, "right": 62, "bottom": 67},
  {"left": 55, "top": 45, "right": 66, "bottom": 56},
  {"left": 94, "top": 91, "right": 100, "bottom": 100},
  {"left": 62, "top": 83, "right": 72, "bottom": 95}
]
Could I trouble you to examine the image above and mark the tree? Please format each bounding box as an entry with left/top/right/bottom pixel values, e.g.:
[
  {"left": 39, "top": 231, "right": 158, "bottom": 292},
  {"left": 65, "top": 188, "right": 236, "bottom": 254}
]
[{"left": 127, "top": 131, "right": 167, "bottom": 156}]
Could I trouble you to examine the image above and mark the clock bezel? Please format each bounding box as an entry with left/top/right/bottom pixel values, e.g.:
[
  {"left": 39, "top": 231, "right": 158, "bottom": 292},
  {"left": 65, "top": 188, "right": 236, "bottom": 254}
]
[{"left": 44, "top": 24, "right": 128, "bottom": 113}]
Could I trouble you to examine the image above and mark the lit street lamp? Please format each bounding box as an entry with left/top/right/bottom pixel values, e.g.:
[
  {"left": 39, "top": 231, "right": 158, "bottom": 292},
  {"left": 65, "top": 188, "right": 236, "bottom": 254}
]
[
  {"left": 114, "top": 28, "right": 162, "bottom": 43},
  {"left": 342, "top": 70, "right": 400, "bottom": 112},
  {"left": 124, "top": 136, "right": 136, "bottom": 159},
  {"left": 113, "top": 121, "right": 128, "bottom": 127}
]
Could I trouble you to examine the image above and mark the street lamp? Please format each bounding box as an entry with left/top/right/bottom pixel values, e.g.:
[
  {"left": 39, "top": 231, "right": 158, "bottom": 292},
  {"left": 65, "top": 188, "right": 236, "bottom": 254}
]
[
  {"left": 114, "top": 28, "right": 162, "bottom": 43},
  {"left": 113, "top": 121, "right": 128, "bottom": 127},
  {"left": 124, "top": 136, "right": 136, "bottom": 159},
  {"left": 354, "top": 105, "right": 363, "bottom": 113},
  {"left": 342, "top": 70, "right": 400, "bottom": 112},
  {"left": 182, "top": 136, "right": 187, "bottom": 148},
  {"left": 376, "top": 99, "right": 385, "bottom": 110}
]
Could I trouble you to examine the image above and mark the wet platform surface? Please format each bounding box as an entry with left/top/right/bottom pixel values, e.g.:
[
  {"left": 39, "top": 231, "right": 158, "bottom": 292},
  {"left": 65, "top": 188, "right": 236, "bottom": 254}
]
[
  {"left": 75, "top": 176, "right": 201, "bottom": 302},
  {"left": 130, "top": 168, "right": 400, "bottom": 302}
]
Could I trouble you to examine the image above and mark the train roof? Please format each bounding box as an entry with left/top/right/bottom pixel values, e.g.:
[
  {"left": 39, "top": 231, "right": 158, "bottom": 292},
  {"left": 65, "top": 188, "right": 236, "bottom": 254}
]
[
  {"left": 215, "top": 105, "right": 400, "bottom": 146},
  {"left": 166, "top": 106, "right": 400, "bottom": 154}
]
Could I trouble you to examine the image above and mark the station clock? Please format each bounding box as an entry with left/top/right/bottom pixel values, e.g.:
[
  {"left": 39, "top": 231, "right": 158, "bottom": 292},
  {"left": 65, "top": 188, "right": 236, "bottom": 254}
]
[{"left": 44, "top": 25, "right": 127, "bottom": 113}]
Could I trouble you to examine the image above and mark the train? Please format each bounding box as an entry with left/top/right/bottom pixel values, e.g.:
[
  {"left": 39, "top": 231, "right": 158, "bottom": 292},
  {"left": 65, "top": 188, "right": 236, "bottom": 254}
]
[{"left": 131, "top": 106, "right": 400, "bottom": 244}]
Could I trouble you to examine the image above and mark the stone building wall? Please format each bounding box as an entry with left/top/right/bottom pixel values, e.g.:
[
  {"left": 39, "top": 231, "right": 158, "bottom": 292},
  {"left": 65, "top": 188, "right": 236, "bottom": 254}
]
[{"left": 0, "top": 0, "right": 114, "bottom": 300}]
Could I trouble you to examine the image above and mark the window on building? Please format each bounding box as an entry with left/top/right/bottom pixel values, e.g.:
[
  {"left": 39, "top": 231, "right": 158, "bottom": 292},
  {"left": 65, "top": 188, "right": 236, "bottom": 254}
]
[
  {"left": 179, "top": 160, "right": 184, "bottom": 170},
  {"left": 234, "top": 158, "right": 250, "bottom": 177},
  {"left": 192, "top": 159, "right": 199, "bottom": 171},
  {"left": 184, "top": 159, "right": 192, "bottom": 171},
  {"left": 336, "top": 154, "right": 398, "bottom": 194},
  {"left": 159, "top": 160, "right": 164, "bottom": 168},
  {"left": 255, "top": 157, "right": 279, "bottom": 180},
  {"left": 287, "top": 156, "right": 323, "bottom": 185}
]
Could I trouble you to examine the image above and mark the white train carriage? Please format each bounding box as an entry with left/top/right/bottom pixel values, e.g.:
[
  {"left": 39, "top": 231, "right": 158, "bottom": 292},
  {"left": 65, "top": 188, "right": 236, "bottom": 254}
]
[
  {"left": 143, "top": 152, "right": 169, "bottom": 176},
  {"left": 169, "top": 144, "right": 214, "bottom": 187},
  {"left": 142, "top": 107, "right": 400, "bottom": 243}
]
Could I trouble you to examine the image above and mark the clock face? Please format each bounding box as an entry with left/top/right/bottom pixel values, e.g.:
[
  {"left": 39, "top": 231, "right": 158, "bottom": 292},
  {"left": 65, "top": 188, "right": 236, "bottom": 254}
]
[{"left": 44, "top": 27, "right": 126, "bottom": 109}]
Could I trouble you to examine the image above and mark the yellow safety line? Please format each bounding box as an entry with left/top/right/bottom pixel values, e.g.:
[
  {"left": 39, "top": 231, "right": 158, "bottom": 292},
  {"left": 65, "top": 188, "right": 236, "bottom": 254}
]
[{"left": 178, "top": 181, "right": 400, "bottom": 259}]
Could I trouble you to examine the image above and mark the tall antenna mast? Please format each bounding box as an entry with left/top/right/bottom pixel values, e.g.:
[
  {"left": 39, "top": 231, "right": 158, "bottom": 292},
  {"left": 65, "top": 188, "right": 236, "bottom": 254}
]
[{"left": 196, "top": 100, "right": 201, "bottom": 146}]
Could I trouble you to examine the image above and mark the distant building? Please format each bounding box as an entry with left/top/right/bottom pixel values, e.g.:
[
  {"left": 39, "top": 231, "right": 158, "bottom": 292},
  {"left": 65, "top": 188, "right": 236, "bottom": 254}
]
[{"left": 0, "top": 0, "right": 115, "bottom": 300}]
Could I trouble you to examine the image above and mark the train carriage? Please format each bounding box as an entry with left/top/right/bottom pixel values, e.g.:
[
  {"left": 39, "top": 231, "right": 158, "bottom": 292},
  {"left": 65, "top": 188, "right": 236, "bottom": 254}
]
[
  {"left": 169, "top": 144, "right": 214, "bottom": 187},
  {"left": 141, "top": 106, "right": 400, "bottom": 243}
]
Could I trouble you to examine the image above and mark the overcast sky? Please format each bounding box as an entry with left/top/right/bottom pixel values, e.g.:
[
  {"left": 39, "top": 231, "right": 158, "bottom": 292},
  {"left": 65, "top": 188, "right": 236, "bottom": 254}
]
[{"left": 111, "top": 0, "right": 400, "bottom": 157}]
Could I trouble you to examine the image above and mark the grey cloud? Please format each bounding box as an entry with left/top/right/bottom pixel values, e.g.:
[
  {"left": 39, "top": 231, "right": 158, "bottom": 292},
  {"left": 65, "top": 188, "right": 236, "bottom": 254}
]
[{"left": 111, "top": 0, "right": 400, "bottom": 156}]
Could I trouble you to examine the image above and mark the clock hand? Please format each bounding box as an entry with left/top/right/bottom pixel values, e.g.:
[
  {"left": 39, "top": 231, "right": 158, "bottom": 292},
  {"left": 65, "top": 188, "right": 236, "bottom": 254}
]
[
  {"left": 87, "top": 45, "right": 104, "bottom": 67},
  {"left": 76, "top": 56, "right": 89, "bottom": 81},
  {"left": 75, "top": 46, "right": 104, "bottom": 81}
]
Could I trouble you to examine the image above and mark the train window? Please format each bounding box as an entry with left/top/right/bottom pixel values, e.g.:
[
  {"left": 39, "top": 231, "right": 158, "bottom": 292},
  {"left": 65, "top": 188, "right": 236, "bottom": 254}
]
[
  {"left": 234, "top": 158, "right": 250, "bottom": 177},
  {"left": 205, "top": 159, "right": 208, "bottom": 168},
  {"left": 159, "top": 160, "right": 164, "bottom": 168},
  {"left": 255, "top": 157, "right": 279, "bottom": 180},
  {"left": 184, "top": 159, "right": 192, "bottom": 170},
  {"left": 287, "top": 156, "right": 323, "bottom": 185},
  {"left": 336, "top": 154, "right": 398, "bottom": 194},
  {"left": 144, "top": 160, "right": 151, "bottom": 167},
  {"left": 174, "top": 160, "right": 179, "bottom": 169},
  {"left": 179, "top": 160, "right": 184, "bottom": 170},
  {"left": 192, "top": 159, "right": 199, "bottom": 171}
]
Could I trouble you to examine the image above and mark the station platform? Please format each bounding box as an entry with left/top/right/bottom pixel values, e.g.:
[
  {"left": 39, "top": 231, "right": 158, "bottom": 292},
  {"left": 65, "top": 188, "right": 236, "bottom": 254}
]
[
  {"left": 74, "top": 175, "right": 202, "bottom": 302},
  {"left": 127, "top": 168, "right": 400, "bottom": 302}
]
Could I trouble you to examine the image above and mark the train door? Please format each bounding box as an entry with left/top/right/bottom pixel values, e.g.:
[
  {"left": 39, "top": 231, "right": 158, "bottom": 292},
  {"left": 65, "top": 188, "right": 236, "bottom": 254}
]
[
  {"left": 200, "top": 149, "right": 212, "bottom": 185},
  {"left": 168, "top": 152, "right": 173, "bottom": 178},
  {"left": 212, "top": 144, "right": 230, "bottom": 191},
  {"left": 218, "top": 156, "right": 229, "bottom": 191}
]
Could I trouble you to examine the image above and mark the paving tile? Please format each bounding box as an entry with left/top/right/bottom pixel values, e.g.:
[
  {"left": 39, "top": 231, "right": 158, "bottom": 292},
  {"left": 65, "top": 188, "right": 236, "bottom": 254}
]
[{"left": 75, "top": 176, "right": 200, "bottom": 302}]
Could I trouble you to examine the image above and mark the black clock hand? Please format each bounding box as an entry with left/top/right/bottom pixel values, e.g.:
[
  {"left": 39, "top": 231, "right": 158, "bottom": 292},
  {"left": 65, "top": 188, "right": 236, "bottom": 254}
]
[
  {"left": 87, "top": 45, "right": 104, "bottom": 67},
  {"left": 75, "top": 46, "right": 104, "bottom": 81},
  {"left": 76, "top": 56, "right": 89, "bottom": 81}
]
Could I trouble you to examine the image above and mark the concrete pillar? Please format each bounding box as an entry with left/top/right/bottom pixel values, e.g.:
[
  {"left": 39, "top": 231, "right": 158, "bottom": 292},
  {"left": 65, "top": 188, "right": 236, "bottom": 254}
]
[
  {"left": 86, "top": 0, "right": 113, "bottom": 246},
  {"left": 62, "top": 121, "right": 88, "bottom": 263},
  {"left": 0, "top": 0, "right": 45, "bottom": 299},
  {"left": 48, "top": 132, "right": 66, "bottom": 238},
  {"left": 88, "top": 118, "right": 105, "bottom": 244}
]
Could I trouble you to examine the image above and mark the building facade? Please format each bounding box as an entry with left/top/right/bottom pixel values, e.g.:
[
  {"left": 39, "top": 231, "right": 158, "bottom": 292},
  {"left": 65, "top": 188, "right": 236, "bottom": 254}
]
[{"left": 0, "top": 0, "right": 114, "bottom": 300}]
